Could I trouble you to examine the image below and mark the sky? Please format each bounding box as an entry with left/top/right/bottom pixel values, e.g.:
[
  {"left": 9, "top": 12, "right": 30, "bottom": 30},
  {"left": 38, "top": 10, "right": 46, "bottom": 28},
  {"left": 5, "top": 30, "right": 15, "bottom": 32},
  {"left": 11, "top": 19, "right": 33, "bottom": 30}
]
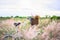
[{"left": 0, "top": 0, "right": 60, "bottom": 17}]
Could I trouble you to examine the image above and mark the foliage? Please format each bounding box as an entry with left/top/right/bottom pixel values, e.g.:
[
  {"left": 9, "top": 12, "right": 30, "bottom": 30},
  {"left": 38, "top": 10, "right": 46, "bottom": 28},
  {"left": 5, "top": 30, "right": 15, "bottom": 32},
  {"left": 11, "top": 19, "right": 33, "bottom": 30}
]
[
  {"left": 14, "top": 16, "right": 20, "bottom": 18},
  {"left": 50, "top": 15, "right": 60, "bottom": 21}
]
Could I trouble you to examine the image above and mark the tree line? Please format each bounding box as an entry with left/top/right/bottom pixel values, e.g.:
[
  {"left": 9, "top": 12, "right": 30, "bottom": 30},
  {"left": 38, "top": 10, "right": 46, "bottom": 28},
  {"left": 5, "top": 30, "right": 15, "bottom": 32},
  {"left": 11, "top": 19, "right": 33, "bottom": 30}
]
[{"left": 0, "top": 15, "right": 60, "bottom": 20}]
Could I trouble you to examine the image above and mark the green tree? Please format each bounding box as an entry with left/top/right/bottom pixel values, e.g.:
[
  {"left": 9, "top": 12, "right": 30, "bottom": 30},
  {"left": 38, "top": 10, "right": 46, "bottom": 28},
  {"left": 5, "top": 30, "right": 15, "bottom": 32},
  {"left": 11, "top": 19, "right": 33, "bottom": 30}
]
[
  {"left": 15, "top": 16, "right": 20, "bottom": 18},
  {"left": 45, "top": 15, "right": 49, "bottom": 18},
  {"left": 51, "top": 15, "right": 57, "bottom": 20},
  {"left": 11, "top": 16, "right": 13, "bottom": 18}
]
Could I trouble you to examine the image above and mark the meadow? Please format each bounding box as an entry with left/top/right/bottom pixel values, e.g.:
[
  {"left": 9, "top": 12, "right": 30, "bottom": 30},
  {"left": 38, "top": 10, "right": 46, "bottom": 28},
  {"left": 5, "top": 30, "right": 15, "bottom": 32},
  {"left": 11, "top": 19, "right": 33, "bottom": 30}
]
[{"left": 0, "top": 16, "right": 60, "bottom": 40}]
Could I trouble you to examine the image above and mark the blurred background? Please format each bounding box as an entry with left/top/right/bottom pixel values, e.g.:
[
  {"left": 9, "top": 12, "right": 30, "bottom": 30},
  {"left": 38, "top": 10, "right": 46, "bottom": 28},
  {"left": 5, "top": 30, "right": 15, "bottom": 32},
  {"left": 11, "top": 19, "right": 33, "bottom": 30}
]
[{"left": 0, "top": 0, "right": 60, "bottom": 40}]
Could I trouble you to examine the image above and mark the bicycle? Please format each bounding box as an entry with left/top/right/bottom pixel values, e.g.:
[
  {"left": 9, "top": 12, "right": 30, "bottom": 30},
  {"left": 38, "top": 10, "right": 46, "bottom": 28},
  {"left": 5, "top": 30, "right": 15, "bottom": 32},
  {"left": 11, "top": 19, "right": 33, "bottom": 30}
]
[{"left": 2, "top": 22, "right": 24, "bottom": 40}]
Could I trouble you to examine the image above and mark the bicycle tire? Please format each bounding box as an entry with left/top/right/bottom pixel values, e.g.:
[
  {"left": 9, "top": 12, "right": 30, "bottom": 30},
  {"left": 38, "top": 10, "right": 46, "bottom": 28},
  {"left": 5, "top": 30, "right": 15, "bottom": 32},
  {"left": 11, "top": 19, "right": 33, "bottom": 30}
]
[{"left": 3, "top": 36, "right": 15, "bottom": 40}]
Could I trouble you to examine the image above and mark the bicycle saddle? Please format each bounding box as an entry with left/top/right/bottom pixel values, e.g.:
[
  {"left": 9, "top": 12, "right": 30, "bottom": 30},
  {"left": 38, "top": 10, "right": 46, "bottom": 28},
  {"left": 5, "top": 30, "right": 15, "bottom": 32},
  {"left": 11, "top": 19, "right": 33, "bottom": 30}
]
[{"left": 14, "top": 22, "right": 21, "bottom": 26}]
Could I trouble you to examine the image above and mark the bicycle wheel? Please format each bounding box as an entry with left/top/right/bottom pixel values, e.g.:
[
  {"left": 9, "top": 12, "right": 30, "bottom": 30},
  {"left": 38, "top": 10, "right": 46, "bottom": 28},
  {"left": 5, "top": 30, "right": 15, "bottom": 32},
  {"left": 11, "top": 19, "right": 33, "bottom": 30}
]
[{"left": 3, "top": 36, "right": 14, "bottom": 40}]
